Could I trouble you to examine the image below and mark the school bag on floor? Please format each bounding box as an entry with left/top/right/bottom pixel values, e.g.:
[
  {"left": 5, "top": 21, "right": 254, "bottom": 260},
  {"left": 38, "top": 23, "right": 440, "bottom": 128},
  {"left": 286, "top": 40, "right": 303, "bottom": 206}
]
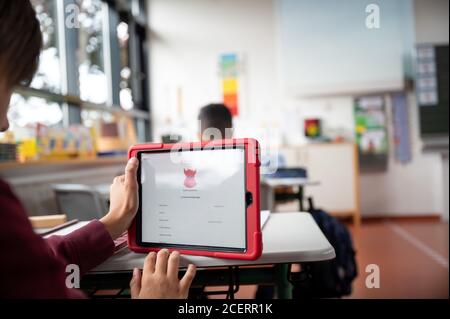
[{"left": 292, "top": 209, "right": 358, "bottom": 298}]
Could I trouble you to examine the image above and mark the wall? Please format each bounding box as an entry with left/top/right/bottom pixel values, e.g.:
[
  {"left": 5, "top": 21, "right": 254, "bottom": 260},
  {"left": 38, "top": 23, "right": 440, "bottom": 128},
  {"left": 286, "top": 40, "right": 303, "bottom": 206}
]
[
  {"left": 288, "top": 93, "right": 445, "bottom": 217},
  {"left": 414, "top": 0, "right": 449, "bottom": 221},
  {"left": 414, "top": 0, "right": 449, "bottom": 220},
  {"left": 279, "top": 0, "right": 446, "bottom": 217},
  {"left": 358, "top": 93, "right": 444, "bottom": 216},
  {"left": 147, "top": 0, "right": 279, "bottom": 141},
  {"left": 414, "top": 0, "right": 449, "bottom": 43},
  {"left": 278, "top": 0, "right": 410, "bottom": 97},
  {"left": 147, "top": 0, "right": 448, "bottom": 217}
]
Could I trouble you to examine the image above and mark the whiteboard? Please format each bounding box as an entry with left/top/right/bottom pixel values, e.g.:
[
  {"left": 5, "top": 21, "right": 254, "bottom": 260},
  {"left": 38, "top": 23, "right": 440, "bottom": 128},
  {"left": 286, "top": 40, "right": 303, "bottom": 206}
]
[{"left": 278, "top": 0, "right": 415, "bottom": 97}]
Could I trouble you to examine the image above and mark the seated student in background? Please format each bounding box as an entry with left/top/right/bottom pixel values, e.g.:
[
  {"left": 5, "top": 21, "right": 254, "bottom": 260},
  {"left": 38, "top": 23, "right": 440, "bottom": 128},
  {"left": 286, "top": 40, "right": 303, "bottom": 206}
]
[
  {"left": 198, "top": 103, "right": 233, "bottom": 141},
  {"left": 0, "top": 0, "right": 195, "bottom": 298}
]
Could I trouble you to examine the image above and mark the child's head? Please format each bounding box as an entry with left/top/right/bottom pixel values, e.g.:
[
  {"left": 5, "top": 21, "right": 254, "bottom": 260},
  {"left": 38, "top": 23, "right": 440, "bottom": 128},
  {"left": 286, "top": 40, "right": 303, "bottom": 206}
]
[
  {"left": 198, "top": 103, "right": 233, "bottom": 141},
  {"left": 0, "top": 0, "right": 42, "bottom": 132}
]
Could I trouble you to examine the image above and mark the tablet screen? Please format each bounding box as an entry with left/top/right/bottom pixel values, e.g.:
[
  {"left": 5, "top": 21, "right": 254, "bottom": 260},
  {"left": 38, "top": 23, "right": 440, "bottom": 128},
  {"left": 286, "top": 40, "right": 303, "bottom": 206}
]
[{"left": 138, "top": 147, "right": 247, "bottom": 251}]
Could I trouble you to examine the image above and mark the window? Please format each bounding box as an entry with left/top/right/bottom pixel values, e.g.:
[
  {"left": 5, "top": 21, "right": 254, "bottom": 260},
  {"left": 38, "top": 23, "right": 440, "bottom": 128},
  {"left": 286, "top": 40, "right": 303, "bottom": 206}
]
[
  {"left": 117, "top": 18, "right": 134, "bottom": 110},
  {"left": 30, "top": 0, "right": 61, "bottom": 93},
  {"left": 77, "top": 0, "right": 108, "bottom": 104},
  {"left": 8, "top": 94, "right": 63, "bottom": 128},
  {"left": 7, "top": 0, "right": 151, "bottom": 146},
  {"left": 6, "top": 0, "right": 64, "bottom": 133}
]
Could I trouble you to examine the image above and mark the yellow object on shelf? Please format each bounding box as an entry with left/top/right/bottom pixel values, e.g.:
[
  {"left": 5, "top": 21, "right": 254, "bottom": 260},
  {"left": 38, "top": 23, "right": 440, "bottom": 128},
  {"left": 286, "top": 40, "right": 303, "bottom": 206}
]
[
  {"left": 17, "top": 139, "right": 38, "bottom": 163},
  {"left": 37, "top": 125, "right": 97, "bottom": 160}
]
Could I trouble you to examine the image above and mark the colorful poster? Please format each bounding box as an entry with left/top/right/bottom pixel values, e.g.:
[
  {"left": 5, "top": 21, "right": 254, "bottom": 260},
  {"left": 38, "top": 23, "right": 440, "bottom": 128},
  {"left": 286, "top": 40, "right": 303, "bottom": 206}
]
[
  {"left": 304, "top": 118, "right": 322, "bottom": 139},
  {"left": 220, "top": 53, "right": 239, "bottom": 116},
  {"left": 354, "top": 96, "right": 388, "bottom": 155}
]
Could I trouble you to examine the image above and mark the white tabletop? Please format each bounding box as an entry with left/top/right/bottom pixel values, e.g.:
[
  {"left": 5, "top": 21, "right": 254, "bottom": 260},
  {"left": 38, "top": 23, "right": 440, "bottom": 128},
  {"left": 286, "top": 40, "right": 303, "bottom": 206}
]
[
  {"left": 262, "top": 178, "right": 320, "bottom": 188},
  {"left": 87, "top": 212, "right": 334, "bottom": 272}
]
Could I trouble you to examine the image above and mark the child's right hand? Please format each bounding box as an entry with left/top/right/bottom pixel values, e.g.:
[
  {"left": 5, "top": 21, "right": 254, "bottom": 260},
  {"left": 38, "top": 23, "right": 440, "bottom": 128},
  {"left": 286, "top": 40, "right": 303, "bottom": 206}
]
[{"left": 130, "top": 249, "right": 196, "bottom": 299}]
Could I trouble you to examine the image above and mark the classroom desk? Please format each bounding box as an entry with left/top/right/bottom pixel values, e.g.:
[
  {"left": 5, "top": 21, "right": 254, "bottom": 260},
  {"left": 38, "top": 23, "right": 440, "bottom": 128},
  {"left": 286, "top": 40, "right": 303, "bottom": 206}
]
[
  {"left": 261, "top": 178, "right": 320, "bottom": 212},
  {"left": 75, "top": 212, "right": 335, "bottom": 299}
]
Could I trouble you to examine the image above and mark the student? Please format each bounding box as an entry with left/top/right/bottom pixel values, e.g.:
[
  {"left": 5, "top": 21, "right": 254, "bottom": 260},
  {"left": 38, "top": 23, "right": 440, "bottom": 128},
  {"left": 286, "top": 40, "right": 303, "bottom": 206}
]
[
  {"left": 198, "top": 103, "right": 233, "bottom": 141},
  {"left": 0, "top": 0, "right": 195, "bottom": 299}
]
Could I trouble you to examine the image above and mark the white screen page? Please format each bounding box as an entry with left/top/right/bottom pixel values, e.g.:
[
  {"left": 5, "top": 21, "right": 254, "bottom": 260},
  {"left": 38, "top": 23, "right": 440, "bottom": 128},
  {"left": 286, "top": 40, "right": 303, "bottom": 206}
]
[{"left": 140, "top": 148, "right": 246, "bottom": 249}]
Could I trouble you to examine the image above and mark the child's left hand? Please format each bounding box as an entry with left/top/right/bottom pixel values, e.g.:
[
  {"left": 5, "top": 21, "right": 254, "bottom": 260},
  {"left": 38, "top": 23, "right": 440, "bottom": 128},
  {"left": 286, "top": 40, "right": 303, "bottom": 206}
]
[{"left": 100, "top": 157, "right": 139, "bottom": 239}]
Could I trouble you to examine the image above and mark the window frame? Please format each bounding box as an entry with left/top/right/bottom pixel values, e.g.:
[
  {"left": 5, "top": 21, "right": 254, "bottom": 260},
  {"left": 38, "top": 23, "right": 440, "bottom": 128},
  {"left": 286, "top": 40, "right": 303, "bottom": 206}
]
[{"left": 15, "top": 0, "right": 151, "bottom": 142}]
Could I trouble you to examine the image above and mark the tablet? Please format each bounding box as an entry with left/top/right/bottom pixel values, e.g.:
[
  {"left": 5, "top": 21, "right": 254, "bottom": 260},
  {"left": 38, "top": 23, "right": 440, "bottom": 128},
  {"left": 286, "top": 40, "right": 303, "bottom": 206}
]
[{"left": 127, "top": 138, "right": 262, "bottom": 260}]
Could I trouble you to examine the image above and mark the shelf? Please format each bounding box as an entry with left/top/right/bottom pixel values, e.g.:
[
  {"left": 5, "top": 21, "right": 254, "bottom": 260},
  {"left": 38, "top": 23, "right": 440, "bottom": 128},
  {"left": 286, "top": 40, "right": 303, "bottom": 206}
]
[{"left": 15, "top": 86, "right": 150, "bottom": 120}]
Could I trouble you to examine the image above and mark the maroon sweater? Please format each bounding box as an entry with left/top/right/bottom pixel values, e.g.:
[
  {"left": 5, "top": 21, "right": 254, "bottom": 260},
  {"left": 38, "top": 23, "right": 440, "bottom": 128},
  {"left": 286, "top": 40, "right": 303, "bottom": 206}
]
[{"left": 0, "top": 179, "right": 114, "bottom": 298}]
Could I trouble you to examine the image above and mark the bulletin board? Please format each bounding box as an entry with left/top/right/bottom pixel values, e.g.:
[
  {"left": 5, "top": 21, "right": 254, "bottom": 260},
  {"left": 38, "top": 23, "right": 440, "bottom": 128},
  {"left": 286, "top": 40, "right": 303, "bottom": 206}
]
[{"left": 354, "top": 96, "right": 388, "bottom": 170}]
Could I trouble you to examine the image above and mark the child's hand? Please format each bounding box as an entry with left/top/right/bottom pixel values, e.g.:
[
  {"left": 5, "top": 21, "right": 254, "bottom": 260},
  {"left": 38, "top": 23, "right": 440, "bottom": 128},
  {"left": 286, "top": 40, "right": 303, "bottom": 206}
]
[
  {"left": 130, "top": 250, "right": 197, "bottom": 299},
  {"left": 100, "top": 157, "right": 139, "bottom": 239}
]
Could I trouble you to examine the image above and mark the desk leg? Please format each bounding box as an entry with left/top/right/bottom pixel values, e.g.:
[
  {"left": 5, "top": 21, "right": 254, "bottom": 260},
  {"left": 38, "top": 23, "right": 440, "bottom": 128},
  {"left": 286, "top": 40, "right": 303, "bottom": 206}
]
[
  {"left": 298, "top": 186, "right": 305, "bottom": 212},
  {"left": 274, "top": 264, "right": 292, "bottom": 299}
]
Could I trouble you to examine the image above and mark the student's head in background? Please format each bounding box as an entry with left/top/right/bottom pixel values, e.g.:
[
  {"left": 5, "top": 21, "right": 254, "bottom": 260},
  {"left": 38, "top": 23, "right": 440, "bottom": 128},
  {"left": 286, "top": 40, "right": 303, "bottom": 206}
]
[
  {"left": 0, "top": 0, "right": 42, "bottom": 132},
  {"left": 198, "top": 103, "right": 233, "bottom": 141}
]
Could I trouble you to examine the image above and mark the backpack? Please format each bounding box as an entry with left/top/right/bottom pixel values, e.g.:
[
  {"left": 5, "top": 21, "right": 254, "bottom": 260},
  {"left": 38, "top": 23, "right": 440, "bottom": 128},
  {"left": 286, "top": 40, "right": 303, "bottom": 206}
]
[{"left": 292, "top": 209, "right": 358, "bottom": 298}]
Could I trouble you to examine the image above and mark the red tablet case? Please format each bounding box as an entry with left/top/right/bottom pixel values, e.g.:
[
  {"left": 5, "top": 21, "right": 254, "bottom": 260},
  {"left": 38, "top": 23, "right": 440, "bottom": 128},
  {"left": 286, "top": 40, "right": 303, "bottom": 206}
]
[{"left": 127, "top": 138, "right": 262, "bottom": 260}]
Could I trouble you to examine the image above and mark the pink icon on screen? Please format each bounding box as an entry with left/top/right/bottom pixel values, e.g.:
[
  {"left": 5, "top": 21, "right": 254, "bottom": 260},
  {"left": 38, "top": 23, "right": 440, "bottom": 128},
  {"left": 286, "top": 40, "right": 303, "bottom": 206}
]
[{"left": 183, "top": 168, "right": 197, "bottom": 188}]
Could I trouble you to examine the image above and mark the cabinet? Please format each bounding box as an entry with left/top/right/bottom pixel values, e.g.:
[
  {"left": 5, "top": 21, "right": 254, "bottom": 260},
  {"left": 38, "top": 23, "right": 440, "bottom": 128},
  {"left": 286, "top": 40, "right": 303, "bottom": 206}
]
[{"left": 298, "top": 143, "right": 361, "bottom": 225}]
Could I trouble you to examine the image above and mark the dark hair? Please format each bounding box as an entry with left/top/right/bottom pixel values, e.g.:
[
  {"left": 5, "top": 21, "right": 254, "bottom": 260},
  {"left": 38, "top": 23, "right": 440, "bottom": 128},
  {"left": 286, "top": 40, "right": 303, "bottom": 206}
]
[
  {"left": 198, "top": 103, "right": 233, "bottom": 140},
  {"left": 0, "top": 0, "right": 42, "bottom": 88}
]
